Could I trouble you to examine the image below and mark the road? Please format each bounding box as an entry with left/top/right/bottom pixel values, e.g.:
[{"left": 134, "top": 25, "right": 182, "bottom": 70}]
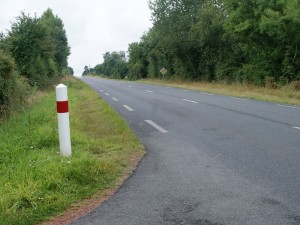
[{"left": 72, "top": 76, "right": 300, "bottom": 225}]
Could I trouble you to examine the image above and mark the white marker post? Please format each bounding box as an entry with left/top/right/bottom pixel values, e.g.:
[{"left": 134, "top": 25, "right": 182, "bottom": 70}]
[{"left": 56, "top": 84, "right": 71, "bottom": 157}]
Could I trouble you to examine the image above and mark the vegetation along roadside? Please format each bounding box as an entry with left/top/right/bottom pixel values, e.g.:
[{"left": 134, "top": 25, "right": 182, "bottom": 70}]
[
  {"left": 138, "top": 78, "right": 300, "bottom": 106},
  {"left": 88, "top": 0, "right": 300, "bottom": 106},
  {"left": 0, "top": 77, "right": 145, "bottom": 225}
]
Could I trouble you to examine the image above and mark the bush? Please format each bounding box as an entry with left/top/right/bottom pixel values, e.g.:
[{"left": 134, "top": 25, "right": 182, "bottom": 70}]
[
  {"left": 0, "top": 51, "right": 15, "bottom": 109},
  {"left": 0, "top": 51, "right": 30, "bottom": 118},
  {"left": 0, "top": 50, "right": 15, "bottom": 79}
]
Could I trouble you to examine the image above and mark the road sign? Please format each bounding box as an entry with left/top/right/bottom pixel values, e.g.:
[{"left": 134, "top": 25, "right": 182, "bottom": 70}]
[{"left": 160, "top": 67, "right": 167, "bottom": 75}]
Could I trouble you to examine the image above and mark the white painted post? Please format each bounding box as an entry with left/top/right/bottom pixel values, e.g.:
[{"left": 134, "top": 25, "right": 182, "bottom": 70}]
[{"left": 56, "top": 84, "right": 71, "bottom": 157}]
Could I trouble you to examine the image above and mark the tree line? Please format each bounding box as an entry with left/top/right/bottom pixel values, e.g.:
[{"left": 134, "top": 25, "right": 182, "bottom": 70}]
[
  {"left": 0, "top": 9, "right": 72, "bottom": 117},
  {"left": 91, "top": 0, "right": 300, "bottom": 88}
]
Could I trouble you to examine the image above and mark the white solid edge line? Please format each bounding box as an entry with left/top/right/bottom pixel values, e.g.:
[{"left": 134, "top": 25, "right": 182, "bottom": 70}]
[
  {"left": 182, "top": 99, "right": 198, "bottom": 104},
  {"left": 123, "top": 105, "right": 134, "bottom": 112},
  {"left": 105, "top": 93, "right": 110, "bottom": 96},
  {"left": 145, "top": 120, "right": 168, "bottom": 133},
  {"left": 294, "top": 127, "right": 300, "bottom": 130},
  {"left": 276, "top": 104, "right": 300, "bottom": 110},
  {"left": 112, "top": 97, "right": 119, "bottom": 102}
]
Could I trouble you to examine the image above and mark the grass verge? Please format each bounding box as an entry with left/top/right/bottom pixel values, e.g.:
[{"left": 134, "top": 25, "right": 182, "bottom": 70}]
[
  {"left": 139, "top": 79, "right": 300, "bottom": 106},
  {"left": 0, "top": 77, "right": 144, "bottom": 225}
]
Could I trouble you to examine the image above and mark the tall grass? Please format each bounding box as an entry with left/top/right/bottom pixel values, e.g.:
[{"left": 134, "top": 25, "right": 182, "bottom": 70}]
[
  {"left": 140, "top": 78, "right": 300, "bottom": 106},
  {"left": 0, "top": 77, "right": 144, "bottom": 225}
]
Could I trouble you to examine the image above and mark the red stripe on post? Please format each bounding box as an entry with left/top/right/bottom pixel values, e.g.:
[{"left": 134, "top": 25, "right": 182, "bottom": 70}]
[{"left": 57, "top": 101, "right": 69, "bottom": 113}]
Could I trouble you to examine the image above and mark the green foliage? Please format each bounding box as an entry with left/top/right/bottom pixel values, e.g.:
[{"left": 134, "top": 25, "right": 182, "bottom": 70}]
[
  {"left": 0, "top": 50, "right": 30, "bottom": 116},
  {"left": 94, "top": 0, "right": 300, "bottom": 86},
  {"left": 224, "top": 0, "right": 300, "bottom": 84},
  {"left": 7, "top": 12, "right": 50, "bottom": 87},
  {"left": 92, "top": 51, "right": 128, "bottom": 79},
  {"left": 6, "top": 10, "right": 70, "bottom": 88},
  {"left": 89, "top": 1, "right": 300, "bottom": 85},
  {"left": 149, "top": 0, "right": 204, "bottom": 79},
  {"left": 94, "top": 64, "right": 103, "bottom": 75},
  {"left": 40, "top": 9, "right": 70, "bottom": 74},
  {"left": 62, "top": 67, "right": 74, "bottom": 75},
  {"left": 0, "top": 51, "right": 16, "bottom": 109},
  {"left": 0, "top": 9, "right": 70, "bottom": 117},
  {"left": 0, "top": 50, "right": 15, "bottom": 79},
  {"left": 127, "top": 42, "right": 148, "bottom": 79}
]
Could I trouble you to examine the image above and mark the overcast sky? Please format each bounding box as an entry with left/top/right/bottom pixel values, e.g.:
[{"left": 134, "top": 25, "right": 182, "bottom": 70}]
[{"left": 0, "top": 0, "right": 153, "bottom": 75}]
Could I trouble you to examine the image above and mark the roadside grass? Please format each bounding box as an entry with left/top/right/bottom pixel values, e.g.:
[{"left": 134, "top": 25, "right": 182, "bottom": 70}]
[
  {"left": 139, "top": 78, "right": 300, "bottom": 106},
  {"left": 0, "top": 77, "right": 144, "bottom": 225}
]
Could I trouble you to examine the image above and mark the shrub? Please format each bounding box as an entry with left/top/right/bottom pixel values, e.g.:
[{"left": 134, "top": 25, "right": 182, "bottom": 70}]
[
  {"left": 0, "top": 51, "right": 30, "bottom": 118},
  {"left": 0, "top": 51, "right": 15, "bottom": 109},
  {"left": 0, "top": 50, "right": 15, "bottom": 79}
]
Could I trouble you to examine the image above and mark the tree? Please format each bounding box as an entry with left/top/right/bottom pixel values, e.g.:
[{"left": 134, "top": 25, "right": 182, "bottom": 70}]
[
  {"left": 40, "top": 8, "right": 70, "bottom": 74},
  {"left": 62, "top": 66, "right": 74, "bottom": 75},
  {"left": 96, "top": 51, "right": 128, "bottom": 79},
  {"left": 7, "top": 12, "right": 49, "bottom": 87},
  {"left": 190, "top": 1, "right": 226, "bottom": 81},
  {"left": 82, "top": 65, "right": 89, "bottom": 76},
  {"left": 0, "top": 8, "right": 70, "bottom": 117},
  {"left": 93, "top": 0, "right": 300, "bottom": 85},
  {"left": 224, "top": 0, "right": 300, "bottom": 84},
  {"left": 94, "top": 64, "right": 103, "bottom": 75},
  {"left": 149, "top": 0, "right": 204, "bottom": 78},
  {"left": 127, "top": 42, "right": 148, "bottom": 79},
  {"left": 7, "top": 10, "right": 70, "bottom": 88}
]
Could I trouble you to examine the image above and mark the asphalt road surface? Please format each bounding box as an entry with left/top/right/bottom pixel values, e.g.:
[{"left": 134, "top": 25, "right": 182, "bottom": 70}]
[{"left": 72, "top": 77, "right": 300, "bottom": 225}]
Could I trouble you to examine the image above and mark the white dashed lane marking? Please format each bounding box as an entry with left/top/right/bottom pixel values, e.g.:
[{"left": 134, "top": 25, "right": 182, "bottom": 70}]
[
  {"left": 145, "top": 90, "right": 153, "bottom": 93},
  {"left": 105, "top": 93, "right": 110, "bottom": 96},
  {"left": 182, "top": 99, "right": 198, "bottom": 104},
  {"left": 123, "top": 105, "right": 134, "bottom": 112},
  {"left": 112, "top": 98, "right": 119, "bottom": 102},
  {"left": 145, "top": 120, "right": 168, "bottom": 133}
]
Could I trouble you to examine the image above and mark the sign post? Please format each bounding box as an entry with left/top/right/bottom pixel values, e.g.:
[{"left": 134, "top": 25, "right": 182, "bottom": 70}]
[
  {"left": 160, "top": 67, "right": 167, "bottom": 79},
  {"left": 56, "top": 84, "right": 71, "bottom": 157}
]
